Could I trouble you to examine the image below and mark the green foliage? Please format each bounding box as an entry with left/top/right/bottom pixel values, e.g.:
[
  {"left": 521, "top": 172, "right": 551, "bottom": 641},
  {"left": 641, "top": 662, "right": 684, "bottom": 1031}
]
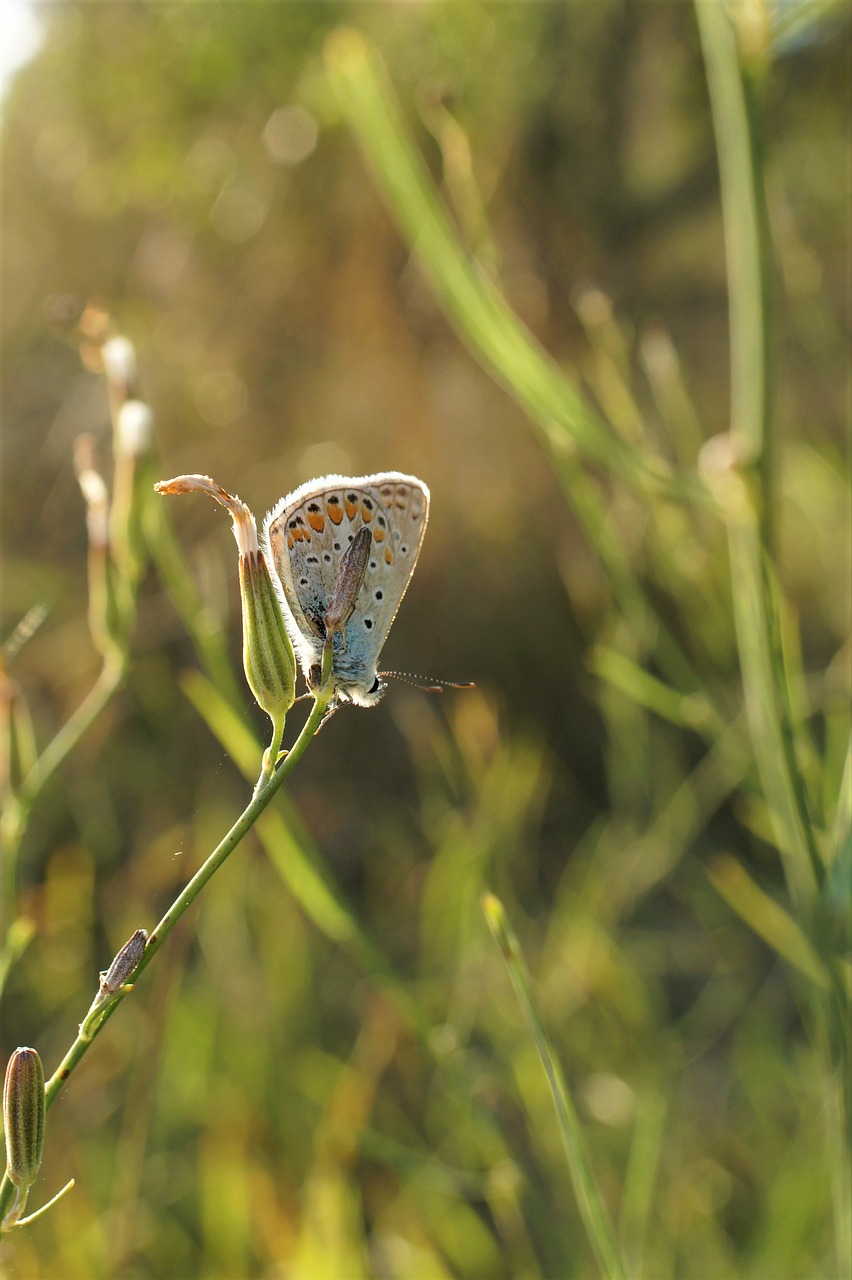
[{"left": 1, "top": 2, "right": 849, "bottom": 1277}]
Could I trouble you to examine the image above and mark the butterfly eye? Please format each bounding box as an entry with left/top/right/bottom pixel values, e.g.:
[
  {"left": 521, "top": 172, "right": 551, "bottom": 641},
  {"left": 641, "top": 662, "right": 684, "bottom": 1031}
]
[{"left": 369, "top": 677, "right": 380, "bottom": 694}]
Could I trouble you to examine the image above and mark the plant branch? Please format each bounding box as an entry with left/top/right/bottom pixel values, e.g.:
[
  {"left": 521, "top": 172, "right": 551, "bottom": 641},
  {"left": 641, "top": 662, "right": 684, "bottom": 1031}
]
[
  {"left": 696, "top": 0, "right": 820, "bottom": 907},
  {"left": 0, "top": 687, "right": 331, "bottom": 1229},
  {"left": 697, "top": 7, "right": 849, "bottom": 1273}
]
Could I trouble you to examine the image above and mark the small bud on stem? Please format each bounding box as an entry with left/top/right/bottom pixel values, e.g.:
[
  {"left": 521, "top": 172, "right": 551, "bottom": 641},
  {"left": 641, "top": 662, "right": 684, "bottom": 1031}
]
[
  {"left": 80, "top": 928, "right": 150, "bottom": 1040},
  {"left": 101, "top": 334, "right": 140, "bottom": 402},
  {"left": 3, "top": 1048, "right": 46, "bottom": 1225},
  {"left": 116, "top": 400, "right": 154, "bottom": 458},
  {"left": 155, "top": 475, "right": 296, "bottom": 745},
  {"left": 73, "top": 435, "right": 109, "bottom": 550},
  {"left": 99, "top": 928, "right": 148, "bottom": 997}
]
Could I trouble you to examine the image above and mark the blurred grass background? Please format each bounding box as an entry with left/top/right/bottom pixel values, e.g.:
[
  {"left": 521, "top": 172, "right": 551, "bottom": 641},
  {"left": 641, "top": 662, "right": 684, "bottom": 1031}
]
[{"left": 1, "top": 3, "right": 849, "bottom": 1277}]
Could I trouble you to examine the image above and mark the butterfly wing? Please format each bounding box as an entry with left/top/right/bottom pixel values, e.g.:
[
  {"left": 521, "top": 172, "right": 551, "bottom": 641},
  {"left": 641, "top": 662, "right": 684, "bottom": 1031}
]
[
  {"left": 262, "top": 472, "right": 429, "bottom": 696},
  {"left": 344, "top": 475, "right": 429, "bottom": 670}
]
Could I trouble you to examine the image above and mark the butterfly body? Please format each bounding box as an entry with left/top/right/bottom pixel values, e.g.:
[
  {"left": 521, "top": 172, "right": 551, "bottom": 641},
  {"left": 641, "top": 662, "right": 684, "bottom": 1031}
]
[{"left": 262, "top": 472, "right": 430, "bottom": 707}]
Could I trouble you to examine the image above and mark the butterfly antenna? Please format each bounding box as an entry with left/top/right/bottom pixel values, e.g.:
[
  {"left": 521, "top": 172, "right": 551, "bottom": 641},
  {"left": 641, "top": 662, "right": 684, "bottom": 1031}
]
[{"left": 381, "top": 670, "right": 475, "bottom": 694}]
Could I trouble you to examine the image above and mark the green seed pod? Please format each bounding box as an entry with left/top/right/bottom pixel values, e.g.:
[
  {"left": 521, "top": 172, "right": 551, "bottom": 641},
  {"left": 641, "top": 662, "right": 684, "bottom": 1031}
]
[
  {"left": 240, "top": 550, "right": 297, "bottom": 732},
  {"left": 3, "top": 1048, "right": 45, "bottom": 1192}
]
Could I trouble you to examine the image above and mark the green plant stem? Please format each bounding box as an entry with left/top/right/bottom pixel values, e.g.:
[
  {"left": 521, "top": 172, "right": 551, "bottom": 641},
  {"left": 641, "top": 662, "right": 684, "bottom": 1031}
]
[
  {"left": 20, "top": 657, "right": 126, "bottom": 812},
  {"left": 482, "top": 893, "right": 627, "bottom": 1280},
  {"left": 1, "top": 360, "right": 150, "bottom": 964},
  {"left": 725, "top": 519, "right": 822, "bottom": 902},
  {"left": 696, "top": 2, "right": 772, "bottom": 475},
  {"left": 122, "top": 690, "right": 329, "bottom": 1000},
  {"left": 697, "top": 0, "right": 822, "bottom": 905},
  {"left": 0, "top": 689, "right": 331, "bottom": 1230},
  {"left": 256, "top": 714, "right": 286, "bottom": 792},
  {"left": 698, "top": 6, "right": 850, "bottom": 1273},
  {"left": 180, "top": 671, "right": 438, "bottom": 1042}
]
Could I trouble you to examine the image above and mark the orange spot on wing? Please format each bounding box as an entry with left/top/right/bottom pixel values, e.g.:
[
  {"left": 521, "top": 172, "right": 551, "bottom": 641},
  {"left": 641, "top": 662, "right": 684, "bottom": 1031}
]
[
  {"left": 326, "top": 501, "right": 343, "bottom": 525},
  {"left": 307, "top": 511, "right": 325, "bottom": 533},
  {"left": 360, "top": 503, "right": 373, "bottom": 521},
  {"left": 385, "top": 548, "right": 393, "bottom": 564},
  {"left": 292, "top": 527, "right": 310, "bottom": 542},
  {"left": 372, "top": 527, "right": 386, "bottom": 542},
  {"left": 344, "top": 498, "right": 358, "bottom": 520},
  {"left": 287, "top": 534, "right": 295, "bottom": 549}
]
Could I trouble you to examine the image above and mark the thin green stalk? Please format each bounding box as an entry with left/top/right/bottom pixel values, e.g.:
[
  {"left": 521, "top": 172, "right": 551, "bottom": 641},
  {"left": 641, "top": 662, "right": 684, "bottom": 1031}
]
[
  {"left": 696, "top": 2, "right": 771, "bottom": 472},
  {"left": 482, "top": 892, "right": 627, "bottom": 1280},
  {"left": 697, "top": 6, "right": 849, "bottom": 1272},
  {"left": 0, "top": 689, "right": 331, "bottom": 1229},
  {"left": 180, "top": 671, "right": 440, "bottom": 1043},
  {"left": 697, "top": 0, "right": 821, "bottom": 904},
  {"left": 119, "top": 689, "right": 329, "bottom": 999},
  {"left": 1, "top": 342, "right": 150, "bottom": 953},
  {"left": 256, "top": 713, "right": 286, "bottom": 793},
  {"left": 829, "top": 739, "right": 851, "bottom": 868},
  {"left": 725, "top": 519, "right": 822, "bottom": 902},
  {"left": 618, "top": 1091, "right": 666, "bottom": 1279},
  {"left": 18, "top": 657, "right": 126, "bottom": 811}
]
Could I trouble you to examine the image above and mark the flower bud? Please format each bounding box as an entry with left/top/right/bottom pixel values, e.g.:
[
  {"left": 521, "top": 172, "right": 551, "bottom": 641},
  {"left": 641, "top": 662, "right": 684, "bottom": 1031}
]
[
  {"left": 73, "top": 434, "right": 109, "bottom": 550},
  {"left": 116, "top": 400, "right": 154, "bottom": 458},
  {"left": 155, "top": 474, "right": 296, "bottom": 732},
  {"left": 101, "top": 335, "right": 138, "bottom": 398},
  {"left": 3, "top": 1048, "right": 45, "bottom": 1193},
  {"left": 80, "top": 928, "right": 150, "bottom": 1037},
  {"left": 73, "top": 435, "right": 125, "bottom": 660},
  {"left": 240, "top": 548, "right": 297, "bottom": 731},
  {"left": 100, "top": 928, "right": 148, "bottom": 996}
]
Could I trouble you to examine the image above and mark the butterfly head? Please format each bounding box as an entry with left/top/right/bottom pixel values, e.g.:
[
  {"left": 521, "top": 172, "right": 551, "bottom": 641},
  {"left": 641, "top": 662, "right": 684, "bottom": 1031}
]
[
  {"left": 344, "top": 672, "right": 387, "bottom": 708},
  {"left": 307, "top": 663, "right": 387, "bottom": 709}
]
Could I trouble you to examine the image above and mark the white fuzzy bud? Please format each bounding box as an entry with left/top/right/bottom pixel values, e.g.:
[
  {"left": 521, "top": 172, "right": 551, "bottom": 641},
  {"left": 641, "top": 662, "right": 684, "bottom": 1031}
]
[
  {"left": 117, "top": 399, "right": 154, "bottom": 457},
  {"left": 101, "top": 336, "right": 137, "bottom": 387}
]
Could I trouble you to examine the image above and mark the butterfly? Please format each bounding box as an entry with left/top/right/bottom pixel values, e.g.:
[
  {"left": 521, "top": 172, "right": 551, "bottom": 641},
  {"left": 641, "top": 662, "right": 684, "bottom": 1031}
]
[{"left": 262, "top": 472, "right": 430, "bottom": 708}]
